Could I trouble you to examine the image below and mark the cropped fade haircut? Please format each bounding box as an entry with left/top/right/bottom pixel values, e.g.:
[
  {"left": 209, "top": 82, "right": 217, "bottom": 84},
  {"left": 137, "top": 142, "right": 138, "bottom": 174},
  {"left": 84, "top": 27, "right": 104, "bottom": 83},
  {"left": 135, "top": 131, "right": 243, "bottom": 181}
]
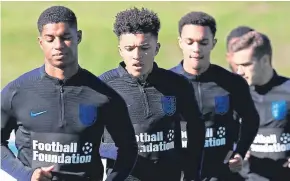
[
  {"left": 178, "top": 11, "right": 216, "bottom": 37},
  {"left": 229, "top": 31, "right": 272, "bottom": 64},
  {"left": 37, "top": 6, "right": 77, "bottom": 34},
  {"left": 113, "top": 7, "right": 160, "bottom": 38},
  {"left": 226, "top": 26, "right": 255, "bottom": 51}
]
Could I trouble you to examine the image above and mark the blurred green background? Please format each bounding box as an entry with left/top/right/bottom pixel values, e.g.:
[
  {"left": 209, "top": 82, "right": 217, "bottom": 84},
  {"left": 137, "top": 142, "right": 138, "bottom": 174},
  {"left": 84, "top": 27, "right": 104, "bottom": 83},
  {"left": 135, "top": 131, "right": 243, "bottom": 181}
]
[{"left": 2, "top": 1, "right": 290, "bottom": 88}]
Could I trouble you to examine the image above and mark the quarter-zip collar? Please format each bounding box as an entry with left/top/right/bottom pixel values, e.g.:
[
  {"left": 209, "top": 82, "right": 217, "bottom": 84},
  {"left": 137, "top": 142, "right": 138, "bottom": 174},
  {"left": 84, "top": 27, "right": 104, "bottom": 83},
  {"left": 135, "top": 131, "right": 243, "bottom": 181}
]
[
  {"left": 117, "top": 61, "right": 159, "bottom": 85},
  {"left": 175, "top": 60, "right": 213, "bottom": 82},
  {"left": 254, "top": 70, "right": 282, "bottom": 95},
  {"left": 39, "top": 64, "right": 84, "bottom": 85}
]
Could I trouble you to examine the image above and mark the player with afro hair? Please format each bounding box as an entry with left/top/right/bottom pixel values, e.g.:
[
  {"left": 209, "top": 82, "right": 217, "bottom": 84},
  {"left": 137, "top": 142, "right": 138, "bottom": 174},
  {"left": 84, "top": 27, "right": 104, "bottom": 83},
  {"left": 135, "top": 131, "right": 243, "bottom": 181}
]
[{"left": 100, "top": 7, "right": 206, "bottom": 181}]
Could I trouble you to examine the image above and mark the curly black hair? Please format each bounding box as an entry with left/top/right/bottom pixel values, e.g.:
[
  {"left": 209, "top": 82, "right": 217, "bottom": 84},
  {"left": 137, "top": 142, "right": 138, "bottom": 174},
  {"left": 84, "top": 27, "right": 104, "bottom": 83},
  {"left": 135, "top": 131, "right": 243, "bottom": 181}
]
[
  {"left": 37, "top": 6, "right": 77, "bottom": 33},
  {"left": 113, "top": 7, "right": 160, "bottom": 38},
  {"left": 178, "top": 11, "right": 216, "bottom": 37},
  {"left": 226, "top": 26, "right": 255, "bottom": 50}
]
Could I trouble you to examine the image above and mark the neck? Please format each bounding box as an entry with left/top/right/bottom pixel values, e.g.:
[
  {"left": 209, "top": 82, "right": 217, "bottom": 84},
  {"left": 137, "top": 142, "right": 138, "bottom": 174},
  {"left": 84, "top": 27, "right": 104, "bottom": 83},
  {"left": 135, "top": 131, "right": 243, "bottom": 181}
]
[
  {"left": 126, "top": 64, "right": 153, "bottom": 82},
  {"left": 45, "top": 61, "right": 79, "bottom": 80},
  {"left": 183, "top": 60, "right": 210, "bottom": 75},
  {"left": 259, "top": 68, "right": 274, "bottom": 86}
]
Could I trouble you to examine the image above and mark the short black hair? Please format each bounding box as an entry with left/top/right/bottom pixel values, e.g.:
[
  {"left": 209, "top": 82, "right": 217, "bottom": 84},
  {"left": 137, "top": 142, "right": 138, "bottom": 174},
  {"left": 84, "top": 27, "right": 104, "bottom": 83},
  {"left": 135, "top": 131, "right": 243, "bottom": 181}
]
[
  {"left": 226, "top": 26, "right": 255, "bottom": 51},
  {"left": 113, "top": 7, "right": 160, "bottom": 38},
  {"left": 178, "top": 11, "right": 216, "bottom": 37},
  {"left": 229, "top": 31, "right": 272, "bottom": 64},
  {"left": 37, "top": 6, "right": 77, "bottom": 33}
]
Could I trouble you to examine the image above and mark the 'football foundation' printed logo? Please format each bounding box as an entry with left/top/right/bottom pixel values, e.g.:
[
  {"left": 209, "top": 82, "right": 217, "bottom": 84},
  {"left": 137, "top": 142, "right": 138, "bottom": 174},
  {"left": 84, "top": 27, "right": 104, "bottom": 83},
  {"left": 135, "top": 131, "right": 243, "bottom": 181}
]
[
  {"left": 135, "top": 130, "right": 175, "bottom": 153},
  {"left": 32, "top": 140, "right": 93, "bottom": 164},
  {"left": 181, "top": 127, "right": 226, "bottom": 148},
  {"left": 251, "top": 133, "right": 290, "bottom": 153}
]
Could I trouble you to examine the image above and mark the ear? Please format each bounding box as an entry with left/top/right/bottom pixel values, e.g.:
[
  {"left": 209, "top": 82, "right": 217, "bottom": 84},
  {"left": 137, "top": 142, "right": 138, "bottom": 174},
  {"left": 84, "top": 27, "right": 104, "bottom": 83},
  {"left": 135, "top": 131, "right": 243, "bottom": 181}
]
[
  {"left": 178, "top": 37, "right": 183, "bottom": 50},
  {"left": 38, "top": 36, "right": 43, "bottom": 50},
  {"left": 118, "top": 45, "right": 123, "bottom": 57},
  {"left": 261, "top": 54, "right": 271, "bottom": 66},
  {"left": 77, "top": 30, "right": 82, "bottom": 44},
  {"left": 226, "top": 52, "right": 232, "bottom": 63},
  {"left": 155, "top": 42, "right": 161, "bottom": 56},
  {"left": 212, "top": 38, "right": 217, "bottom": 49}
]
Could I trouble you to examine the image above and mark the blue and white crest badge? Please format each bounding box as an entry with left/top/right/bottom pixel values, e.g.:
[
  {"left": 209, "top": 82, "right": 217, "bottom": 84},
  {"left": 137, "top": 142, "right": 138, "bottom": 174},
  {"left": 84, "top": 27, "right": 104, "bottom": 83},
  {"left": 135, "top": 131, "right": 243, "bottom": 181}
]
[
  {"left": 161, "top": 96, "right": 176, "bottom": 116},
  {"left": 272, "top": 101, "right": 287, "bottom": 121},
  {"left": 215, "top": 95, "right": 229, "bottom": 115},
  {"left": 79, "top": 104, "right": 97, "bottom": 126}
]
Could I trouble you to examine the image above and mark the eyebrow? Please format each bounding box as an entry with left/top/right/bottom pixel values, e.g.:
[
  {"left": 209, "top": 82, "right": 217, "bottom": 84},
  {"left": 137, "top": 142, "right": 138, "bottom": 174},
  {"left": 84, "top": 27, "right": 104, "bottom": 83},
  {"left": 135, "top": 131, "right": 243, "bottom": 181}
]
[
  {"left": 185, "top": 38, "right": 209, "bottom": 41},
  {"left": 44, "top": 32, "right": 71, "bottom": 37},
  {"left": 124, "top": 43, "right": 150, "bottom": 47}
]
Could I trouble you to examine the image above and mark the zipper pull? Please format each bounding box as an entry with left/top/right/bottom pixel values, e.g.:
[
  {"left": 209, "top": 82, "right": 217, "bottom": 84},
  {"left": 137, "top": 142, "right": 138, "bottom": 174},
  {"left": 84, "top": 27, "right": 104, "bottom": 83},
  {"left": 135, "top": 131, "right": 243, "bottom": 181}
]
[
  {"left": 59, "top": 80, "right": 64, "bottom": 93},
  {"left": 60, "top": 86, "right": 64, "bottom": 93}
]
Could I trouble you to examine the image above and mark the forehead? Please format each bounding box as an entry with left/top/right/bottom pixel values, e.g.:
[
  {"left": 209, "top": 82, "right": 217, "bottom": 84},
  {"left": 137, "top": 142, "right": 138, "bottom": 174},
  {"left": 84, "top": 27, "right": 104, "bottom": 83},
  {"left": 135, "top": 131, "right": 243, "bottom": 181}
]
[
  {"left": 181, "top": 24, "right": 213, "bottom": 39},
  {"left": 232, "top": 48, "right": 255, "bottom": 64},
  {"left": 119, "top": 33, "right": 156, "bottom": 45},
  {"left": 41, "top": 22, "right": 75, "bottom": 35}
]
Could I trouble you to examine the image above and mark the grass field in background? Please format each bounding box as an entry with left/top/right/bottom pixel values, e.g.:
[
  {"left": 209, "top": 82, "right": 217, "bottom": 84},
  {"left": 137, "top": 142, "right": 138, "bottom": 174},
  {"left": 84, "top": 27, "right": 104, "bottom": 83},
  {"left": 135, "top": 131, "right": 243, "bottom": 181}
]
[{"left": 2, "top": 1, "right": 290, "bottom": 88}]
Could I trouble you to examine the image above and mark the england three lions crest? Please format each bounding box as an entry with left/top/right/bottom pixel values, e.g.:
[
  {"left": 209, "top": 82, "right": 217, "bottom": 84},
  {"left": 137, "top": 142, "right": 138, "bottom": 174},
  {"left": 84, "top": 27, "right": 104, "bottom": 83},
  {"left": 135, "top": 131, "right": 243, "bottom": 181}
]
[
  {"left": 161, "top": 96, "right": 176, "bottom": 116},
  {"left": 215, "top": 95, "right": 229, "bottom": 115},
  {"left": 272, "top": 101, "right": 287, "bottom": 121}
]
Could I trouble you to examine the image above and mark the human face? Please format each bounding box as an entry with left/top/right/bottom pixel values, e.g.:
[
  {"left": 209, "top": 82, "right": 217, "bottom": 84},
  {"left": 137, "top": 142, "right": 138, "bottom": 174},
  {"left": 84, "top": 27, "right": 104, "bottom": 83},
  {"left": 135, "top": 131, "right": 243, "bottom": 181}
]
[
  {"left": 231, "top": 48, "right": 267, "bottom": 86},
  {"left": 38, "top": 22, "right": 82, "bottom": 69},
  {"left": 179, "top": 24, "right": 216, "bottom": 72},
  {"left": 118, "top": 33, "right": 160, "bottom": 78}
]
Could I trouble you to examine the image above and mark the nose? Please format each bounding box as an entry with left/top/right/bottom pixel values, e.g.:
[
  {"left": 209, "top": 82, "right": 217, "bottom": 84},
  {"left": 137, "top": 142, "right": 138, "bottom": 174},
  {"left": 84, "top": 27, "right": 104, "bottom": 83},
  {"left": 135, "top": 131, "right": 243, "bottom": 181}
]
[
  {"left": 53, "top": 38, "right": 65, "bottom": 50},
  {"left": 236, "top": 65, "right": 245, "bottom": 76},
  {"left": 133, "top": 47, "right": 142, "bottom": 60},
  {"left": 192, "top": 42, "right": 200, "bottom": 53}
]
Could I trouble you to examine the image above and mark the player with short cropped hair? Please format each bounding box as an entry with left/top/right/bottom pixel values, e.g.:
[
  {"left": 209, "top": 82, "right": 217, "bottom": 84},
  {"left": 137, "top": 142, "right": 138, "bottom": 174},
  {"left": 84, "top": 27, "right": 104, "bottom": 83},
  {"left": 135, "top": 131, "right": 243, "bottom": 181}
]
[
  {"left": 99, "top": 7, "right": 205, "bottom": 181},
  {"left": 226, "top": 26, "right": 255, "bottom": 72},
  {"left": 229, "top": 31, "right": 290, "bottom": 181},
  {"left": 1, "top": 6, "right": 138, "bottom": 181},
  {"left": 171, "top": 11, "right": 260, "bottom": 181}
]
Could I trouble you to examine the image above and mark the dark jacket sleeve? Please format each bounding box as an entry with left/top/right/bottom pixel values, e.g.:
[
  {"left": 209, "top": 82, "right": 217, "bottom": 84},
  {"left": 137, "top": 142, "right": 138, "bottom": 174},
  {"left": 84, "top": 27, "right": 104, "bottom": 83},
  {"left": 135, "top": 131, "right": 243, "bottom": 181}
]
[
  {"left": 179, "top": 79, "right": 205, "bottom": 181},
  {"left": 232, "top": 78, "right": 260, "bottom": 158},
  {"left": 103, "top": 93, "right": 138, "bottom": 181},
  {"left": 1, "top": 85, "right": 35, "bottom": 181}
]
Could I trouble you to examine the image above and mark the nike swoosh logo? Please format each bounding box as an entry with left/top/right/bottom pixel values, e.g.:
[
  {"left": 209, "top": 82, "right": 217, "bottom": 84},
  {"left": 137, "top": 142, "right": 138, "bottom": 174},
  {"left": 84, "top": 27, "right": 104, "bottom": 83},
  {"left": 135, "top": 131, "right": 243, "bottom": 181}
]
[{"left": 30, "top": 111, "right": 47, "bottom": 117}]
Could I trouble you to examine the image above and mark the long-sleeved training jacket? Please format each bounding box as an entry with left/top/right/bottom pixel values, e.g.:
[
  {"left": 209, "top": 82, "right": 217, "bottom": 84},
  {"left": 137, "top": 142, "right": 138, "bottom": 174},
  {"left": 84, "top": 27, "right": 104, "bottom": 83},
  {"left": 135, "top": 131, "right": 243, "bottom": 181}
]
[
  {"left": 243, "top": 71, "right": 290, "bottom": 181},
  {"left": 1, "top": 65, "right": 138, "bottom": 181},
  {"left": 171, "top": 62, "right": 260, "bottom": 178},
  {"left": 99, "top": 62, "right": 205, "bottom": 181}
]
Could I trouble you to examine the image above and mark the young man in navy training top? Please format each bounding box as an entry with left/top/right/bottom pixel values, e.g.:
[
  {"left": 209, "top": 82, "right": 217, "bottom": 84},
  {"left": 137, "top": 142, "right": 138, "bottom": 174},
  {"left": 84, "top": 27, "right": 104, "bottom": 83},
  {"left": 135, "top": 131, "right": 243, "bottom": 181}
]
[
  {"left": 1, "top": 6, "right": 138, "bottom": 181},
  {"left": 228, "top": 30, "right": 290, "bottom": 181},
  {"left": 99, "top": 7, "right": 205, "bottom": 181},
  {"left": 170, "top": 11, "right": 260, "bottom": 181}
]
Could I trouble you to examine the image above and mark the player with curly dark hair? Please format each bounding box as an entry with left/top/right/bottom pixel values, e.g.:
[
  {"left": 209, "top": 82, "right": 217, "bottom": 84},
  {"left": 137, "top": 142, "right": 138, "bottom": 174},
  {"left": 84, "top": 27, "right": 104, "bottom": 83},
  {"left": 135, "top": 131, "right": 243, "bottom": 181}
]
[
  {"left": 99, "top": 7, "right": 205, "bottom": 181},
  {"left": 171, "top": 11, "right": 260, "bottom": 181}
]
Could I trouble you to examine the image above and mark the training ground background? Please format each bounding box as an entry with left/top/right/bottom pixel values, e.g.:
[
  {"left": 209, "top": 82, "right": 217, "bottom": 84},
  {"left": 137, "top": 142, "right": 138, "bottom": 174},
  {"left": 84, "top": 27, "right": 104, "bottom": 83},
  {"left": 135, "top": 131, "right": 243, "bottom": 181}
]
[{"left": 1, "top": 1, "right": 290, "bottom": 181}]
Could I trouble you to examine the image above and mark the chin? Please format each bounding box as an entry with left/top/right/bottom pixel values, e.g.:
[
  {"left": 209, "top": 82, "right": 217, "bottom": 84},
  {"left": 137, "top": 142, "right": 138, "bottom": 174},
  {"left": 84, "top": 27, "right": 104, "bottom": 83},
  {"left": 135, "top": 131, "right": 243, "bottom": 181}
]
[
  {"left": 246, "top": 81, "right": 253, "bottom": 86},
  {"left": 52, "top": 62, "right": 66, "bottom": 69},
  {"left": 131, "top": 71, "right": 142, "bottom": 78},
  {"left": 190, "top": 61, "right": 201, "bottom": 68}
]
